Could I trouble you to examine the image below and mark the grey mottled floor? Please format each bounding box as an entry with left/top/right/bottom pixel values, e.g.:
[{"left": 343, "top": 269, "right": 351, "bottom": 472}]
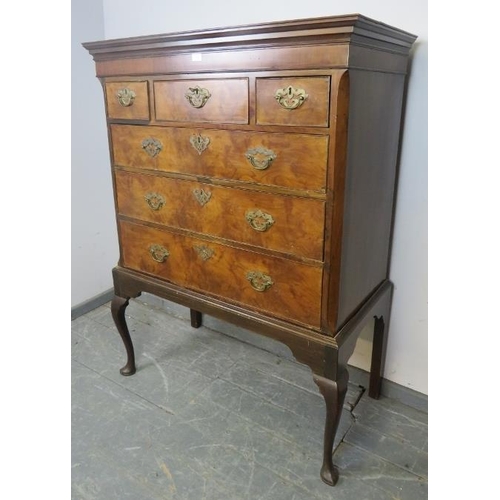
[{"left": 72, "top": 298, "right": 428, "bottom": 500}]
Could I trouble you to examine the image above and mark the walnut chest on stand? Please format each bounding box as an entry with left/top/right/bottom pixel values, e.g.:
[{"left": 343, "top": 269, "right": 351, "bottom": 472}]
[{"left": 83, "top": 14, "right": 416, "bottom": 486}]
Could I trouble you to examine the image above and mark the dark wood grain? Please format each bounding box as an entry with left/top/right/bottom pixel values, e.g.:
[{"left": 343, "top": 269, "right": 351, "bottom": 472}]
[
  {"left": 112, "top": 265, "right": 335, "bottom": 375},
  {"left": 154, "top": 78, "right": 248, "bottom": 124},
  {"left": 114, "top": 170, "right": 325, "bottom": 260},
  {"left": 119, "top": 220, "right": 323, "bottom": 327},
  {"left": 105, "top": 81, "right": 150, "bottom": 120},
  {"left": 256, "top": 76, "right": 330, "bottom": 127},
  {"left": 110, "top": 124, "right": 329, "bottom": 192}
]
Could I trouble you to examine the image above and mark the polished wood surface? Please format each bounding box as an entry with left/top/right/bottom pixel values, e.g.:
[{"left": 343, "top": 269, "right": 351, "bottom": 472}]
[
  {"left": 110, "top": 124, "right": 329, "bottom": 192},
  {"left": 336, "top": 70, "right": 406, "bottom": 328},
  {"left": 84, "top": 14, "right": 416, "bottom": 77},
  {"left": 119, "top": 220, "right": 322, "bottom": 327},
  {"left": 323, "top": 70, "right": 349, "bottom": 332},
  {"left": 154, "top": 79, "right": 248, "bottom": 124},
  {"left": 314, "top": 371, "right": 349, "bottom": 485},
  {"left": 256, "top": 76, "right": 330, "bottom": 127},
  {"left": 94, "top": 46, "right": 348, "bottom": 78},
  {"left": 84, "top": 14, "right": 417, "bottom": 487},
  {"left": 115, "top": 170, "right": 325, "bottom": 260},
  {"left": 112, "top": 265, "right": 336, "bottom": 374},
  {"left": 105, "top": 81, "right": 150, "bottom": 120},
  {"left": 110, "top": 296, "right": 136, "bottom": 375}
]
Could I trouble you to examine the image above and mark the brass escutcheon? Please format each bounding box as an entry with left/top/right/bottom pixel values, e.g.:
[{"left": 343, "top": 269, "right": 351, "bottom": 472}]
[
  {"left": 185, "top": 86, "right": 211, "bottom": 108},
  {"left": 245, "top": 147, "right": 277, "bottom": 170},
  {"left": 245, "top": 209, "right": 275, "bottom": 232},
  {"left": 193, "top": 188, "right": 212, "bottom": 206},
  {"left": 190, "top": 134, "right": 210, "bottom": 155},
  {"left": 193, "top": 245, "right": 215, "bottom": 261},
  {"left": 149, "top": 244, "right": 169, "bottom": 263},
  {"left": 144, "top": 192, "right": 165, "bottom": 211},
  {"left": 246, "top": 271, "right": 274, "bottom": 292},
  {"left": 116, "top": 88, "right": 136, "bottom": 107},
  {"left": 275, "top": 85, "right": 308, "bottom": 110},
  {"left": 142, "top": 137, "right": 163, "bottom": 158}
]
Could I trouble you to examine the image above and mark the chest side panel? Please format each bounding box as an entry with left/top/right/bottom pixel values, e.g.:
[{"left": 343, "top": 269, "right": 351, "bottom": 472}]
[{"left": 336, "top": 69, "right": 406, "bottom": 328}]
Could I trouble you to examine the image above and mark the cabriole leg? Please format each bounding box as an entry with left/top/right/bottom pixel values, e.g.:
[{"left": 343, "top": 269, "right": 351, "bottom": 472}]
[
  {"left": 111, "top": 295, "right": 136, "bottom": 376},
  {"left": 313, "top": 370, "right": 349, "bottom": 486}
]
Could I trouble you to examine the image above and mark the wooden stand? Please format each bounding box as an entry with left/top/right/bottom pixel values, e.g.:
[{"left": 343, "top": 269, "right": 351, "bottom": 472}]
[{"left": 111, "top": 267, "right": 393, "bottom": 485}]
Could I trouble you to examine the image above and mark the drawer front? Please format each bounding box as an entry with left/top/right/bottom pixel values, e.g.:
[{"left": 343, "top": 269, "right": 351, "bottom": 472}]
[
  {"left": 154, "top": 79, "right": 249, "bottom": 124},
  {"left": 105, "top": 81, "right": 150, "bottom": 120},
  {"left": 111, "top": 125, "right": 328, "bottom": 192},
  {"left": 119, "top": 220, "right": 322, "bottom": 327},
  {"left": 256, "top": 77, "right": 330, "bottom": 127},
  {"left": 115, "top": 170, "right": 325, "bottom": 261}
]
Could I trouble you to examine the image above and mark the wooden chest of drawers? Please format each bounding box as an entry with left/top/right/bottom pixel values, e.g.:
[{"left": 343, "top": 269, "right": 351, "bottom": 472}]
[{"left": 84, "top": 14, "right": 416, "bottom": 486}]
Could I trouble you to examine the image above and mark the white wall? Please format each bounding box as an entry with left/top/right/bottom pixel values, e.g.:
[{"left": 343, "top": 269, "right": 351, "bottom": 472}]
[
  {"left": 74, "top": 0, "right": 427, "bottom": 393},
  {"left": 72, "top": 0, "right": 119, "bottom": 306}
]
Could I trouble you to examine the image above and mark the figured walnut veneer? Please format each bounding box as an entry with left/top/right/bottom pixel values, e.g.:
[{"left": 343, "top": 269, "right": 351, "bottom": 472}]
[{"left": 84, "top": 14, "right": 416, "bottom": 487}]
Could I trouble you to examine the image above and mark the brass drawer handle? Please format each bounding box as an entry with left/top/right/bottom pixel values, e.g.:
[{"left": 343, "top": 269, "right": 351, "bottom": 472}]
[
  {"left": 275, "top": 85, "right": 308, "bottom": 110},
  {"left": 149, "top": 244, "right": 169, "bottom": 263},
  {"left": 245, "top": 147, "right": 277, "bottom": 170},
  {"left": 116, "top": 88, "right": 136, "bottom": 107},
  {"left": 245, "top": 209, "right": 275, "bottom": 232},
  {"left": 190, "top": 134, "right": 210, "bottom": 155},
  {"left": 144, "top": 192, "right": 165, "bottom": 211},
  {"left": 193, "top": 245, "right": 214, "bottom": 261},
  {"left": 246, "top": 271, "right": 273, "bottom": 292},
  {"left": 142, "top": 137, "right": 163, "bottom": 158},
  {"left": 193, "top": 188, "right": 212, "bottom": 206},
  {"left": 185, "top": 85, "right": 211, "bottom": 108}
]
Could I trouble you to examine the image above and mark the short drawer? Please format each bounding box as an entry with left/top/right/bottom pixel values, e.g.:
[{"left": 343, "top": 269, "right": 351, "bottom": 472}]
[
  {"left": 119, "top": 220, "right": 322, "bottom": 327},
  {"left": 115, "top": 170, "right": 325, "bottom": 261},
  {"left": 154, "top": 79, "right": 248, "bottom": 124},
  {"left": 105, "top": 81, "right": 150, "bottom": 120},
  {"left": 256, "top": 76, "right": 330, "bottom": 127},
  {"left": 110, "top": 124, "right": 328, "bottom": 192}
]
